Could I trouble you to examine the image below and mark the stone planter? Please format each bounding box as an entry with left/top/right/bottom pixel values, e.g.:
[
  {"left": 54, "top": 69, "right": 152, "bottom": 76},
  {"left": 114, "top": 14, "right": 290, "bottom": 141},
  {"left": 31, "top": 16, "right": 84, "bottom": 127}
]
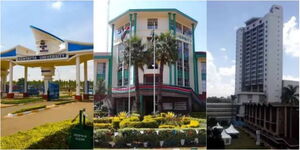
[
  {"left": 159, "top": 141, "right": 164, "bottom": 147},
  {"left": 143, "top": 142, "right": 148, "bottom": 147},
  {"left": 180, "top": 139, "right": 185, "bottom": 146}
]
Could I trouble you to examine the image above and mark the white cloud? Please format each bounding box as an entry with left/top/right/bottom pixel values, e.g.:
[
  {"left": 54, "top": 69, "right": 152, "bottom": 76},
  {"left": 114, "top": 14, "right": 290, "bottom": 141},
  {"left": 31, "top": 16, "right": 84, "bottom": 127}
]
[
  {"left": 219, "top": 65, "right": 235, "bottom": 76},
  {"left": 207, "top": 51, "right": 235, "bottom": 97},
  {"left": 283, "top": 16, "right": 300, "bottom": 57},
  {"left": 220, "top": 48, "right": 226, "bottom": 51},
  {"left": 52, "top": 1, "right": 63, "bottom": 10},
  {"left": 283, "top": 75, "right": 299, "bottom": 81}
]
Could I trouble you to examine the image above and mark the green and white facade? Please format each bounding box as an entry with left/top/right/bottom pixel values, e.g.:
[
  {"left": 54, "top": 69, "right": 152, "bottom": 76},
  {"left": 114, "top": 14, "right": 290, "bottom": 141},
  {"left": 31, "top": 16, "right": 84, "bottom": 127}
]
[{"left": 94, "top": 9, "right": 206, "bottom": 114}]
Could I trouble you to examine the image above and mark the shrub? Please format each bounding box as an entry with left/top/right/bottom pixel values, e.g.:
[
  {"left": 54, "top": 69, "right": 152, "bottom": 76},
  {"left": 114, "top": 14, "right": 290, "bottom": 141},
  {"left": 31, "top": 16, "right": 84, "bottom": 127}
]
[
  {"left": 187, "top": 120, "right": 200, "bottom": 128},
  {"left": 118, "top": 112, "right": 127, "bottom": 119},
  {"left": 54, "top": 100, "right": 75, "bottom": 105},
  {"left": 153, "top": 116, "right": 165, "bottom": 124},
  {"left": 112, "top": 117, "right": 121, "bottom": 129},
  {"left": 94, "top": 129, "right": 113, "bottom": 147},
  {"left": 12, "top": 105, "right": 46, "bottom": 114},
  {"left": 181, "top": 116, "right": 191, "bottom": 125},
  {"left": 142, "top": 119, "right": 158, "bottom": 128},
  {"left": 159, "top": 124, "right": 176, "bottom": 128},
  {"left": 0, "top": 119, "right": 78, "bottom": 149},
  {"left": 94, "top": 123, "right": 112, "bottom": 129},
  {"left": 94, "top": 117, "right": 113, "bottom": 123}
]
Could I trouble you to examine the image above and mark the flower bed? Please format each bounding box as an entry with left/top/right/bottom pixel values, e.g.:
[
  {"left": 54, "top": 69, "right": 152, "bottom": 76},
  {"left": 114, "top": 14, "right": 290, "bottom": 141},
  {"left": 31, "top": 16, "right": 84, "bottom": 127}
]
[
  {"left": 94, "top": 128, "right": 206, "bottom": 148},
  {"left": 94, "top": 112, "right": 207, "bottom": 148}
]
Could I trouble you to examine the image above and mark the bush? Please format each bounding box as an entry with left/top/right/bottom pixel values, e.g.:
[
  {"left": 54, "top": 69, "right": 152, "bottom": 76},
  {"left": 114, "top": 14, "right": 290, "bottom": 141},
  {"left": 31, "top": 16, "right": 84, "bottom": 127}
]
[
  {"left": 98, "top": 128, "right": 207, "bottom": 148},
  {"left": 142, "top": 119, "right": 159, "bottom": 128},
  {"left": 187, "top": 120, "right": 200, "bottom": 128},
  {"left": 153, "top": 116, "right": 165, "bottom": 124},
  {"left": 94, "top": 129, "right": 113, "bottom": 147},
  {"left": 159, "top": 125, "right": 176, "bottom": 128},
  {"left": 54, "top": 100, "right": 75, "bottom": 105},
  {"left": 12, "top": 105, "right": 46, "bottom": 114},
  {"left": 119, "top": 117, "right": 141, "bottom": 128},
  {"left": 0, "top": 120, "right": 78, "bottom": 149},
  {"left": 112, "top": 117, "right": 121, "bottom": 129},
  {"left": 94, "top": 117, "right": 113, "bottom": 123},
  {"left": 1, "top": 98, "right": 43, "bottom": 104},
  {"left": 94, "top": 123, "right": 112, "bottom": 129}
]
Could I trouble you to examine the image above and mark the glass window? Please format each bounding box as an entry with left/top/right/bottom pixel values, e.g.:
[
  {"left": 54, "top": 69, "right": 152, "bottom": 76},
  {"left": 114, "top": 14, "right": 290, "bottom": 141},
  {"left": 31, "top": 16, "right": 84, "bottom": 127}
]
[
  {"left": 176, "top": 22, "right": 182, "bottom": 33},
  {"left": 183, "top": 26, "right": 191, "bottom": 37},
  {"left": 147, "top": 18, "right": 158, "bottom": 29}
]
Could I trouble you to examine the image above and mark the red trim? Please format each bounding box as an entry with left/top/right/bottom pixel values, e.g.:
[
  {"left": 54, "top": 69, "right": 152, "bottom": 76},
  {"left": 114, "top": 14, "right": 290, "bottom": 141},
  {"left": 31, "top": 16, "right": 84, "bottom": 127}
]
[
  {"left": 83, "top": 94, "right": 89, "bottom": 100},
  {"left": 7, "top": 93, "right": 14, "bottom": 98},
  {"left": 75, "top": 95, "right": 82, "bottom": 101},
  {"left": 23, "top": 93, "right": 29, "bottom": 98}
]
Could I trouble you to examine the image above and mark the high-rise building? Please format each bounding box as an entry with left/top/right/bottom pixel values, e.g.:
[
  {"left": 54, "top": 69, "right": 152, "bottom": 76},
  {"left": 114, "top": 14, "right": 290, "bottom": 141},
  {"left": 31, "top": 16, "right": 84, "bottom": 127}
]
[{"left": 235, "top": 5, "right": 283, "bottom": 118}]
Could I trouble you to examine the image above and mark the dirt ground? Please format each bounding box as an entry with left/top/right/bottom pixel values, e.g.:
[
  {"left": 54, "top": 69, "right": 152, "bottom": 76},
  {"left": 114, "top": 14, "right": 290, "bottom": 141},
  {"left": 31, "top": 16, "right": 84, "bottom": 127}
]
[{"left": 1, "top": 101, "right": 93, "bottom": 136}]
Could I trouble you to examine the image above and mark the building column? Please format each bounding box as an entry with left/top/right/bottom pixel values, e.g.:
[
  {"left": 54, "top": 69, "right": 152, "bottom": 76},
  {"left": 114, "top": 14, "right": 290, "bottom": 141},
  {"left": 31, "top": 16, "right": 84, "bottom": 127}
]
[
  {"left": 284, "top": 106, "right": 287, "bottom": 137},
  {"left": 83, "top": 61, "right": 89, "bottom": 100},
  {"left": 75, "top": 56, "right": 82, "bottom": 100},
  {"left": 276, "top": 108, "right": 280, "bottom": 135},
  {"left": 263, "top": 107, "right": 267, "bottom": 130},
  {"left": 7, "top": 61, "right": 14, "bottom": 98},
  {"left": 23, "top": 66, "right": 29, "bottom": 97},
  {"left": 41, "top": 67, "right": 55, "bottom": 100},
  {"left": 0, "top": 69, "right": 8, "bottom": 94}
]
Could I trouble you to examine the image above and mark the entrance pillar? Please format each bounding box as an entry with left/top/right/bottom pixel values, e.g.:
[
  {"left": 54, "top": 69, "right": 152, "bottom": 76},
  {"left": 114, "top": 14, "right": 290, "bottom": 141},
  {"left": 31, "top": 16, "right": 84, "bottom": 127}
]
[
  {"left": 75, "top": 56, "right": 82, "bottom": 100},
  {"left": 7, "top": 61, "right": 14, "bottom": 98},
  {"left": 83, "top": 61, "right": 89, "bottom": 100},
  {"left": 23, "top": 66, "right": 29, "bottom": 97},
  {"left": 0, "top": 69, "right": 8, "bottom": 94},
  {"left": 41, "top": 67, "right": 55, "bottom": 99}
]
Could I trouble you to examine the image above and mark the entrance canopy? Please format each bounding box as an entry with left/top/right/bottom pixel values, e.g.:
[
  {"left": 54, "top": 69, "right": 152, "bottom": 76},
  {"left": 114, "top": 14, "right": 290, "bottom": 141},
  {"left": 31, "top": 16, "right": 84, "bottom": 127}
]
[
  {"left": 0, "top": 25, "right": 93, "bottom": 100},
  {"left": 1, "top": 25, "right": 93, "bottom": 69}
]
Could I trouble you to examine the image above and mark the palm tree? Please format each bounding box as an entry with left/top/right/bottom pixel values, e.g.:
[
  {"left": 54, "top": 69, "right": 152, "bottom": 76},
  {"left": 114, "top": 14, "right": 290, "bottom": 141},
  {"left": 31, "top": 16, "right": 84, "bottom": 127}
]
[
  {"left": 150, "top": 32, "right": 178, "bottom": 112},
  {"left": 123, "top": 36, "right": 148, "bottom": 114},
  {"left": 281, "top": 85, "right": 299, "bottom": 104}
]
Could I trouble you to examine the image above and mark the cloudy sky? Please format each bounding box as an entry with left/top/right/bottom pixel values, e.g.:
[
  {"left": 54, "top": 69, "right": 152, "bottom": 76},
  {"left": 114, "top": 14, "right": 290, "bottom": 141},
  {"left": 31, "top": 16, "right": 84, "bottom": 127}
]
[
  {"left": 207, "top": 1, "right": 299, "bottom": 97},
  {"left": 0, "top": 0, "right": 93, "bottom": 81}
]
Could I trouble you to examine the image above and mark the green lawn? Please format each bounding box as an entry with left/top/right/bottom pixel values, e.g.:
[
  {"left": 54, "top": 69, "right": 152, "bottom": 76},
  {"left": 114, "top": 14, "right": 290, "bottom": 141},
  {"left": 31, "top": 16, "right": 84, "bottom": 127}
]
[
  {"left": 226, "top": 128, "right": 268, "bottom": 149},
  {"left": 0, "top": 120, "right": 78, "bottom": 149},
  {"left": 1, "top": 97, "right": 44, "bottom": 104}
]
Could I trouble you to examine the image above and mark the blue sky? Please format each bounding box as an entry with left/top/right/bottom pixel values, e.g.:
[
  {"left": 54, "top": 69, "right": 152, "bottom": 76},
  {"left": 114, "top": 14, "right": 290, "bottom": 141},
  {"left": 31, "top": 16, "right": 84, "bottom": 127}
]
[
  {"left": 1, "top": 1, "right": 93, "bottom": 81},
  {"left": 207, "top": 1, "right": 299, "bottom": 97},
  {"left": 108, "top": 0, "right": 207, "bottom": 52}
]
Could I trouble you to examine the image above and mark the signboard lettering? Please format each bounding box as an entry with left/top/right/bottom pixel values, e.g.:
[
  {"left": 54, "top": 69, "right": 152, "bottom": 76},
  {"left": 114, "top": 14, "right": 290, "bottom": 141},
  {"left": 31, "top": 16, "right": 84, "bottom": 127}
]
[{"left": 17, "top": 53, "right": 68, "bottom": 62}]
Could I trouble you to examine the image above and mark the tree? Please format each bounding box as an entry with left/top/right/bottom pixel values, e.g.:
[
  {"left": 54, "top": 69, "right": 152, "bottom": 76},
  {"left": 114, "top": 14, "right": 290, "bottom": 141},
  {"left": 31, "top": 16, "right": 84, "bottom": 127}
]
[
  {"left": 281, "top": 85, "right": 299, "bottom": 105},
  {"left": 123, "top": 36, "right": 148, "bottom": 114},
  {"left": 150, "top": 32, "right": 178, "bottom": 112},
  {"left": 95, "top": 79, "right": 106, "bottom": 95}
]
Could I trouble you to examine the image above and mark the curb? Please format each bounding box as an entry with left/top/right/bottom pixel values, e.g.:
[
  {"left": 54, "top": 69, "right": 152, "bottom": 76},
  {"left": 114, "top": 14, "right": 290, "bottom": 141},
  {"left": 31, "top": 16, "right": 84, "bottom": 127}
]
[{"left": 6, "top": 101, "right": 75, "bottom": 118}]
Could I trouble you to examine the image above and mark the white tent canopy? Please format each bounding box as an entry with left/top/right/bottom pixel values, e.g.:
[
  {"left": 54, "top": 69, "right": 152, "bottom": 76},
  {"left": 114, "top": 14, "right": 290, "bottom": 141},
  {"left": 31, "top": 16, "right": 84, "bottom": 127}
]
[
  {"left": 212, "top": 122, "right": 223, "bottom": 130},
  {"left": 225, "top": 124, "right": 240, "bottom": 135},
  {"left": 221, "top": 130, "right": 232, "bottom": 145}
]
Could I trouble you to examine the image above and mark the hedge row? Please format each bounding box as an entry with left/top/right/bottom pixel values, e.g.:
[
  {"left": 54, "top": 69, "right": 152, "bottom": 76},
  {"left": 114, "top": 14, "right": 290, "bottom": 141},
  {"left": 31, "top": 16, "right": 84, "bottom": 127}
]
[
  {"left": 54, "top": 100, "right": 75, "bottom": 105},
  {"left": 12, "top": 105, "right": 46, "bottom": 114},
  {"left": 94, "top": 128, "right": 206, "bottom": 148}
]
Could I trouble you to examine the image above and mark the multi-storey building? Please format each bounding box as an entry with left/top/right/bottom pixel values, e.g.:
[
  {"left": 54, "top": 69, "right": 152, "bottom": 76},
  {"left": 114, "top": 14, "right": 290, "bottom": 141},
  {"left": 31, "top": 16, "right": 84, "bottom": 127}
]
[
  {"left": 94, "top": 9, "right": 206, "bottom": 114},
  {"left": 235, "top": 5, "right": 283, "bottom": 118}
]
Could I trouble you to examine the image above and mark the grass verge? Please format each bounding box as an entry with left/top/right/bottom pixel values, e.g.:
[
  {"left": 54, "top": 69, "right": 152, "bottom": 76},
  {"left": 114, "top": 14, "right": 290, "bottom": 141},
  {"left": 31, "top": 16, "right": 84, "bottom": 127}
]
[
  {"left": 225, "top": 128, "right": 267, "bottom": 149},
  {"left": 55, "top": 100, "right": 75, "bottom": 105},
  {"left": 12, "top": 105, "right": 46, "bottom": 114},
  {"left": 0, "top": 120, "right": 78, "bottom": 149},
  {"left": 1, "top": 98, "right": 44, "bottom": 104}
]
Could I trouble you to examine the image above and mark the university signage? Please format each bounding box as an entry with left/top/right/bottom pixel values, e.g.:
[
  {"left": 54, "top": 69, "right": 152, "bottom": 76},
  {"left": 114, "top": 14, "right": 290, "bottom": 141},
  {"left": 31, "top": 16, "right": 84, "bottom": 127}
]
[{"left": 17, "top": 53, "right": 68, "bottom": 62}]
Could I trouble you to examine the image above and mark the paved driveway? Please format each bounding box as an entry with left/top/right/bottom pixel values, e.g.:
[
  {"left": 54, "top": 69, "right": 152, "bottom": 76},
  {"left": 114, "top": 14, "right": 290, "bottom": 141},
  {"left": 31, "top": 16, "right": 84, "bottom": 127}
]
[{"left": 1, "top": 102, "right": 93, "bottom": 136}]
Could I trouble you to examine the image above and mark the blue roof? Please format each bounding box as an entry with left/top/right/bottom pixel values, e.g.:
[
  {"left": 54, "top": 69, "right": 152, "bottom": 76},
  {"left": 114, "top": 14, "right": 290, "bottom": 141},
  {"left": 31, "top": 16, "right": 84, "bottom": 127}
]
[
  {"left": 30, "top": 25, "right": 64, "bottom": 42},
  {"left": 0, "top": 49, "right": 16, "bottom": 57},
  {"left": 68, "top": 42, "right": 93, "bottom": 51}
]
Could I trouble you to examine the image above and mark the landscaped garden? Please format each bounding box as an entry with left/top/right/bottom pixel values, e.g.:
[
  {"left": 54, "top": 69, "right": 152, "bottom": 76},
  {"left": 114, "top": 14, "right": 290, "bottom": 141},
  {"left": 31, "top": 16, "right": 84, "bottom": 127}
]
[
  {"left": 93, "top": 112, "right": 206, "bottom": 148},
  {"left": 0, "top": 119, "right": 90, "bottom": 149}
]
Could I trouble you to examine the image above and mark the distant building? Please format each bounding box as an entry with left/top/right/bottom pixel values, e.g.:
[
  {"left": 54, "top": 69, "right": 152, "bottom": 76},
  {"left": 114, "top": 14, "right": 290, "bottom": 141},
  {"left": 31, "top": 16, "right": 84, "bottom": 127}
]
[
  {"left": 207, "top": 102, "right": 237, "bottom": 123},
  {"left": 94, "top": 9, "right": 206, "bottom": 114}
]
